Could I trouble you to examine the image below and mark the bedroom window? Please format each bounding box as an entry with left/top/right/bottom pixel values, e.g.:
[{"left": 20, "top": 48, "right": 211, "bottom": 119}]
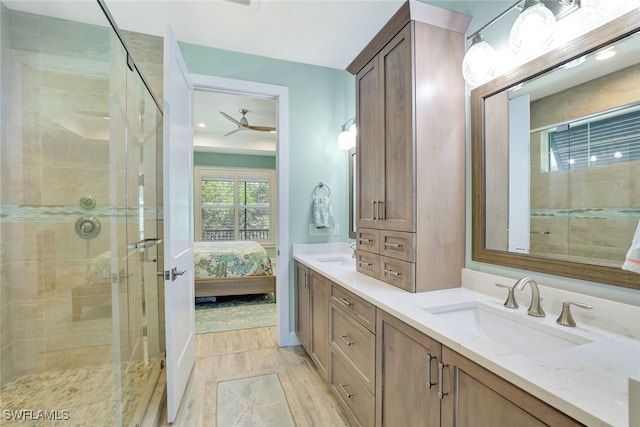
[{"left": 195, "top": 167, "right": 276, "bottom": 245}]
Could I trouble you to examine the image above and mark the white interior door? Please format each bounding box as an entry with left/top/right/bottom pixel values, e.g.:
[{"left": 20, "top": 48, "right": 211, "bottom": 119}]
[{"left": 163, "top": 25, "right": 195, "bottom": 423}]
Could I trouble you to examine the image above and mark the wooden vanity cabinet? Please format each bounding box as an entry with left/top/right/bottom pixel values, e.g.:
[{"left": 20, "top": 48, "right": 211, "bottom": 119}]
[
  {"left": 329, "top": 283, "right": 377, "bottom": 427},
  {"left": 294, "top": 261, "right": 311, "bottom": 352},
  {"left": 351, "top": 1, "right": 469, "bottom": 292},
  {"left": 440, "top": 347, "right": 583, "bottom": 427},
  {"left": 376, "top": 309, "right": 441, "bottom": 427},
  {"left": 376, "top": 308, "right": 583, "bottom": 427},
  {"left": 294, "top": 262, "right": 329, "bottom": 382},
  {"left": 309, "top": 270, "right": 330, "bottom": 381}
]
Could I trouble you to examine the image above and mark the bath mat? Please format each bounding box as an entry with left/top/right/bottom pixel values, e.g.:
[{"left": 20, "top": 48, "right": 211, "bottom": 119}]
[
  {"left": 217, "top": 374, "right": 294, "bottom": 427},
  {"left": 195, "top": 293, "right": 276, "bottom": 334}
]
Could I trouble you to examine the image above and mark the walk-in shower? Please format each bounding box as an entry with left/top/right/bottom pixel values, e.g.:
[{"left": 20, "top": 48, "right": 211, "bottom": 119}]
[{"left": 0, "top": 1, "right": 164, "bottom": 425}]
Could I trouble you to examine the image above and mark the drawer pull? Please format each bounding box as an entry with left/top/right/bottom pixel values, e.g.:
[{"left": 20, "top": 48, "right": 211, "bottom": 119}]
[
  {"left": 338, "top": 297, "right": 353, "bottom": 307},
  {"left": 438, "top": 362, "right": 448, "bottom": 400},
  {"left": 339, "top": 383, "right": 354, "bottom": 399},
  {"left": 358, "top": 261, "right": 373, "bottom": 268},
  {"left": 384, "top": 269, "right": 402, "bottom": 277},
  {"left": 427, "top": 354, "right": 436, "bottom": 389},
  {"left": 359, "top": 238, "right": 372, "bottom": 243},
  {"left": 339, "top": 335, "right": 353, "bottom": 346},
  {"left": 372, "top": 201, "right": 377, "bottom": 220},
  {"left": 384, "top": 242, "right": 402, "bottom": 249}
]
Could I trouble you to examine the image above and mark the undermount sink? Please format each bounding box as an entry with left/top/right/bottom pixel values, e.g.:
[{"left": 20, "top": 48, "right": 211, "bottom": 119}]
[
  {"left": 424, "top": 301, "right": 592, "bottom": 356},
  {"left": 314, "top": 256, "right": 355, "bottom": 267}
]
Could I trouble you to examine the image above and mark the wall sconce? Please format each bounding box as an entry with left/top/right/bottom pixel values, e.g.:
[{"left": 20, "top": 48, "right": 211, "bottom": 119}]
[
  {"left": 462, "top": 0, "right": 580, "bottom": 87},
  {"left": 337, "top": 117, "right": 356, "bottom": 150}
]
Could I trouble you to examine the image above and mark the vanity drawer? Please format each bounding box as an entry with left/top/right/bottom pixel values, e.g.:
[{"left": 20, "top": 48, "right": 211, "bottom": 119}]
[
  {"left": 380, "top": 256, "right": 416, "bottom": 292},
  {"left": 356, "top": 250, "right": 379, "bottom": 279},
  {"left": 330, "top": 303, "right": 376, "bottom": 393},
  {"left": 330, "top": 350, "right": 375, "bottom": 427},
  {"left": 331, "top": 283, "right": 376, "bottom": 333},
  {"left": 356, "top": 228, "right": 379, "bottom": 253},
  {"left": 380, "top": 230, "right": 415, "bottom": 262}
]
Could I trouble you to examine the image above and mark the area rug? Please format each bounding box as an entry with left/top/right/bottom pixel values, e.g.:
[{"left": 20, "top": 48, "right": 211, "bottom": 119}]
[
  {"left": 195, "top": 293, "right": 276, "bottom": 334},
  {"left": 217, "top": 374, "right": 294, "bottom": 427}
]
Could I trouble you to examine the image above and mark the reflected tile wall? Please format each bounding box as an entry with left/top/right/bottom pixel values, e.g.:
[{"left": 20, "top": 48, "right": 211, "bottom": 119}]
[{"left": 530, "top": 65, "right": 640, "bottom": 265}]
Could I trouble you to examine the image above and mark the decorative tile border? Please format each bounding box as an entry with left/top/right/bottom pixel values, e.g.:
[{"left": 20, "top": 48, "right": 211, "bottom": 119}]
[
  {"left": 531, "top": 207, "right": 640, "bottom": 220},
  {"left": 0, "top": 205, "right": 162, "bottom": 222}
]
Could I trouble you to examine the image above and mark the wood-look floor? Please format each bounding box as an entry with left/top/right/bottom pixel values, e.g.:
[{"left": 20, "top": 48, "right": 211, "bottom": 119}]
[{"left": 161, "top": 327, "right": 351, "bottom": 426}]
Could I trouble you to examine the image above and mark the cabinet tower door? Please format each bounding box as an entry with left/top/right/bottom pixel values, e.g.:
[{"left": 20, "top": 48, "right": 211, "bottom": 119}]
[
  {"left": 356, "top": 57, "right": 383, "bottom": 229},
  {"left": 380, "top": 24, "right": 415, "bottom": 232}
]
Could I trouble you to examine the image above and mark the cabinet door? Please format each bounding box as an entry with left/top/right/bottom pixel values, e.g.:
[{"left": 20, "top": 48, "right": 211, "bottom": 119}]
[
  {"left": 376, "top": 310, "right": 441, "bottom": 427},
  {"left": 379, "top": 23, "right": 415, "bottom": 232},
  {"left": 441, "top": 347, "right": 582, "bottom": 427},
  {"left": 356, "top": 56, "right": 383, "bottom": 230},
  {"left": 294, "top": 261, "right": 311, "bottom": 353},
  {"left": 310, "top": 271, "right": 330, "bottom": 382}
]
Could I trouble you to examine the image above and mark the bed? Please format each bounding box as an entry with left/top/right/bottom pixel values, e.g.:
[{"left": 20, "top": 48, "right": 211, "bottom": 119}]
[
  {"left": 194, "top": 241, "right": 276, "bottom": 300},
  {"left": 73, "top": 241, "right": 275, "bottom": 320}
]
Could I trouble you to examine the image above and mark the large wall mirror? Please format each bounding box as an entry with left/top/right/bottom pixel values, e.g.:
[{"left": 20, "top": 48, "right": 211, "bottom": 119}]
[{"left": 472, "top": 10, "right": 640, "bottom": 290}]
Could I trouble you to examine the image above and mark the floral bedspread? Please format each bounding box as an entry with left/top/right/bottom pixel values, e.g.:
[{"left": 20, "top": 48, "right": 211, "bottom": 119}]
[{"left": 194, "top": 241, "right": 273, "bottom": 279}]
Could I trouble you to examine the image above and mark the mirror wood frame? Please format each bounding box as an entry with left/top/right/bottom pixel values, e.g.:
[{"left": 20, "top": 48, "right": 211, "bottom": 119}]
[{"left": 471, "top": 9, "right": 640, "bottom": 290}]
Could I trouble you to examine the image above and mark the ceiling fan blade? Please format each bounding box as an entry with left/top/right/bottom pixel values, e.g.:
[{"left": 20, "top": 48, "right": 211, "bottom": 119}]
[
  {"left": 219, "top": 111, "right": 245, "bottom": 127},
  {"left": 248, "top": 125, "right": 276, "bottom": 132},
  {"left": 223, "top": 127, "right": 245, "bottom": 137}
]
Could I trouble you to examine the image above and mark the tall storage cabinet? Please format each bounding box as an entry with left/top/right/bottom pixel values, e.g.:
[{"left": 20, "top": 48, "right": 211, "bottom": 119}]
[{"left": 349, "top": 1, "right": 471, "bottom": 292}]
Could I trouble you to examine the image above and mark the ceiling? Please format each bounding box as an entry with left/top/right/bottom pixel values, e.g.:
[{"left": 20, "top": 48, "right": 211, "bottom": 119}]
[
  {"left": 193, "top": 91, "right": 277, "bottom": 155},
  {"left": 103, "top": 0, "right": 506, "bottom": 154},
  {"left": 5, "top": 0, "right": 512, "bottom": 154},
  {"left": 104, "top": 0, "right": 493, "bottom": 70}
]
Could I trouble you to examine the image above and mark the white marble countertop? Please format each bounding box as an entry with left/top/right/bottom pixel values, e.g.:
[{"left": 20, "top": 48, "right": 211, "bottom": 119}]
[{"left": 293, "top": 243, "right": 640, "bottom": 427}]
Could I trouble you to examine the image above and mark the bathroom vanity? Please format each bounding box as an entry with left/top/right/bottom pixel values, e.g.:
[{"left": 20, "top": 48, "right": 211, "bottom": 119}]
[{"left": 293, "top": 243, "right": 639, "bottom": 427}]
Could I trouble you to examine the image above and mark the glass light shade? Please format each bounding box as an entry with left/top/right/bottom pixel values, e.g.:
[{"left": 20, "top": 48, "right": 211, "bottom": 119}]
[
  {"left": 348, "top": 123, "right": 357, "bottom": 140},
  {"left": 337, "top": 125, "right": 355, "bottom": 150},
  {"left": 509, "top": 2, "right": 556, "bottom": 60},
  {"left": 462, "top": 39, "right": 497, "bottom": 87}
]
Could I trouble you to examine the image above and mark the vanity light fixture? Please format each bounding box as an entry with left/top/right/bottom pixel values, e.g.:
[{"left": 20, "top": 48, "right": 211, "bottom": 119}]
[
  {"left": 509, "top": 0, "right": 556, "bottom": 60},
  {"left": 462, "top": 34, "right": 497, "bottom": 87},
  {"left": 461, "top": 0, "right": 581, "bottom": 87},
  {"left": 337, "top": 117, "right": 356, "bottom": 150}
]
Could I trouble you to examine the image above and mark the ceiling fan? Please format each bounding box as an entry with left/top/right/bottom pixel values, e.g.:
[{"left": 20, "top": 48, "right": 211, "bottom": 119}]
[{"left": 219, "top": 108, "right": 276, "bottom": 137}]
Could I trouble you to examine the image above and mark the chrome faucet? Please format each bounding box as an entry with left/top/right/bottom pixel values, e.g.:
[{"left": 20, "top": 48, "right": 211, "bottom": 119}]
[
  {"left": 514, "top": 277, "right": 545, "bottom": 317},
  {"left": 348, "top": 242, "right": 357, "bottom": 258}
]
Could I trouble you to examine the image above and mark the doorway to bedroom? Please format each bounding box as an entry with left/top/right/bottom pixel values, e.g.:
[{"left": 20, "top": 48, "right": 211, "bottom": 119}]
[{"left": 191, "top": 86, "right": 279, "bottom": 338}]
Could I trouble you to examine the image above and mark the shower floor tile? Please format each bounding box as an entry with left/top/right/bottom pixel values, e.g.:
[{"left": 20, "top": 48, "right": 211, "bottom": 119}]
[{"left": 0, "top": 359, "right": 160, "bottom": 426}]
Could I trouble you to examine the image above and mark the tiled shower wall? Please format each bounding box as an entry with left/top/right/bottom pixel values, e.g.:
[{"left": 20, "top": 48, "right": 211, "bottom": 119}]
[
  {"left": 530, "top": 64, "right": 640, "bottom": 264},
  {"left": 0, "top": 7, "right": 161, "bottom": 388}
]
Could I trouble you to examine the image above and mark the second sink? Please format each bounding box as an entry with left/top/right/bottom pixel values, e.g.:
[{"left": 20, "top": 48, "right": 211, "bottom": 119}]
[
  {"left": 314, "top": 256, "right": 355, "bottom": 268},
  {"left": 424, "top": 301, "right": 592, "bottom": 357}
]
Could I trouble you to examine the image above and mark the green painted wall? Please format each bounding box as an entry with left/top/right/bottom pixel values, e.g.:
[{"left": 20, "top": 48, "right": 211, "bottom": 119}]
[
  {"left": 194, "top": 152, "right": 276, "bottom": 169},
  {"left": 180, "top": 42, "right": 355, "bottom": 249}
]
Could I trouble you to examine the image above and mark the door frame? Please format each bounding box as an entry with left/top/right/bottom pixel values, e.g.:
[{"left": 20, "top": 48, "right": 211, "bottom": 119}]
[{"left": 191, "top": 74, "right": 290, "bottom": 347}]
